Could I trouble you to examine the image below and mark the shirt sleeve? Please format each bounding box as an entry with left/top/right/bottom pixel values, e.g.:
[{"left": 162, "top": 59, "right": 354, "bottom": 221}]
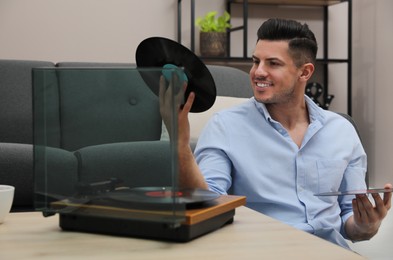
[
  {"left": 194, "top": 114, "right": 233, "bottom": 195},
  {"left": 338, "top": 132, "right": 367, "bottom": 239}
]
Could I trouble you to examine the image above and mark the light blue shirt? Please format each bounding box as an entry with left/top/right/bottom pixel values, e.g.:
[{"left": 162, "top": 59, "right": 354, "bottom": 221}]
[{"left": 194, "top": 96, "right": 367, "bottom": 249}]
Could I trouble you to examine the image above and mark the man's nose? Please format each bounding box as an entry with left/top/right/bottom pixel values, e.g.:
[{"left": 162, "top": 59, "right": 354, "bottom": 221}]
[{"left": 255, "top": 63, "right": 268, "bottom": 77}]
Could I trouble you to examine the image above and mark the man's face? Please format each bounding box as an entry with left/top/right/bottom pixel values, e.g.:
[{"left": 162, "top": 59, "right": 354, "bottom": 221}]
[{"left": 249, "top": 40, "right": 304, "bottom": 105}]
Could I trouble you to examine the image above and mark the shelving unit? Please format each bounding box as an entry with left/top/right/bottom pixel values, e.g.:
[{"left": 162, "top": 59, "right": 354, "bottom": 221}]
[{"left": 177, "top": 0, "right": 352, "bottom": 114}]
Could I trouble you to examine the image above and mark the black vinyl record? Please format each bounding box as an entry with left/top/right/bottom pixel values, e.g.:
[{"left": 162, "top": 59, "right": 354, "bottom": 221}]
[
  {"left": 107, "top": 187, "right": 220, "bottom": 206},
  {"left": 135, "top": 37, "right": 216, "bottom": 113}
]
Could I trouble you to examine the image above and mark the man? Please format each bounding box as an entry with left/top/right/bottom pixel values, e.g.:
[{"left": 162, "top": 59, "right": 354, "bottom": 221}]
[{"left": 165, "top": 18, "right": 392, "bottom": 249}]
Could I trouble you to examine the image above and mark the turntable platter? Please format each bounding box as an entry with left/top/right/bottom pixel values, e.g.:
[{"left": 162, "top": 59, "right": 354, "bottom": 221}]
[{"left": 107, "top": 187, "right": 220, "bottom": 206}]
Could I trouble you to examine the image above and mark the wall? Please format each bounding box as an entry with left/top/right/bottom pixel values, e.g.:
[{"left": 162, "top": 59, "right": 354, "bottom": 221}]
[
  {"left": 352, "top": 0, "right": 393, "bottom": 187},
  {"left": 0, "top": 0, "right": 178, "bottom": 63}
]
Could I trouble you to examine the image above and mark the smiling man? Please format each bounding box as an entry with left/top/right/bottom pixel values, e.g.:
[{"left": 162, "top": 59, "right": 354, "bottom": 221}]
[{"left": 169, "top": 18, "right": 392, "bottom": 249}]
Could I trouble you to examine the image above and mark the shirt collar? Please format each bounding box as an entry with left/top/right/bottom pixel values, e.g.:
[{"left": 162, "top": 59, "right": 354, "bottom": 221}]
[
  {"left": 252, "top": 95, "right": 326, "bottom": 124},
  {"left": 305, "top": 95, "right": 326, "bottom": 123}
]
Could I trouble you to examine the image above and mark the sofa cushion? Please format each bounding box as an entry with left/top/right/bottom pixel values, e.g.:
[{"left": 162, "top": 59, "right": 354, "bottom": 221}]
[
  {"left": 189, "top": 96, "right": 250, "bottom": 143},
  {"left": 34, "top": 146, "right": 79, "bottom": 201},
  {"left": 55, "top": 68, "right": 162, "bottom": 151},
  {"left": 74, "top": 141, "right": 173, "bottom": 189},
  {"left": 206, "top": 65, "right": 252, "bottom": 98},
  {"left": 32, "top": 68, "right": 62, "bottom": 148},
  {"left": 0, "top": 59, "right": 55, "bottom": 144}
]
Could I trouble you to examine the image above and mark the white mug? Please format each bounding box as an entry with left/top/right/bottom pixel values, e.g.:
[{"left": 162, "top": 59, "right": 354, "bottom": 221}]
[{"left": 0, "top": 185, "right": 15, "bottom": 224}]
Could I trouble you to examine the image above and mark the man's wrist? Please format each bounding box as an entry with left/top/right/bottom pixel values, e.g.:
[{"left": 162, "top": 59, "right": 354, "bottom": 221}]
[{"left": 346, "top": 217, "right": 380, "bottom": 241}]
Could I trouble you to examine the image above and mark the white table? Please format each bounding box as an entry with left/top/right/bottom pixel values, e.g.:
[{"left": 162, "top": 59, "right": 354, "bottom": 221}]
[{"left": 0, "top": 206, "right": 365, "bottom": 259}]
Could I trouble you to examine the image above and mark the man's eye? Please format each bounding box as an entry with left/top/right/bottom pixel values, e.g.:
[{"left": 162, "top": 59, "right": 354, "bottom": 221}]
[
  {"left": 252, "top": 59, "right": 259, "bottom": 64},
  {"left": 269, "top": 61, "right": 279, "bottom": 66}
]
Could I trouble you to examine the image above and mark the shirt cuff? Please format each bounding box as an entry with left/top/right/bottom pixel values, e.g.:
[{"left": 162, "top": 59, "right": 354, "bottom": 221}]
[{"left": 341, "top": 211, "right": 354, "bottom": 240}]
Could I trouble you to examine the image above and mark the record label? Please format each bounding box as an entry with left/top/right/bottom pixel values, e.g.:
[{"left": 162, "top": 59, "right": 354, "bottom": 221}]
[{"left": 145, "top": 190, "right": 183, "bottom": 198}]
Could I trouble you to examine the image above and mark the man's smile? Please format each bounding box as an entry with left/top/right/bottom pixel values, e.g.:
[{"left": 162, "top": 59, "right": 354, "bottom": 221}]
[{"left": 255, "top": 81, "right": 273, "bottom": 89}]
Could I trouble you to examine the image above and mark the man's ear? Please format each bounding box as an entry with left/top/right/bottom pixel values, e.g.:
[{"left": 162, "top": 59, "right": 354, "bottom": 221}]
[{"left": 299, "top": 63, "right": 315, "bottom": 81}]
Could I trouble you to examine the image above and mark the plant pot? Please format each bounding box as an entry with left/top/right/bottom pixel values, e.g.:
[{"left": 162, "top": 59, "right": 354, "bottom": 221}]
[{"left": 199, "top": 32, "right": 227, "bottom": 57}]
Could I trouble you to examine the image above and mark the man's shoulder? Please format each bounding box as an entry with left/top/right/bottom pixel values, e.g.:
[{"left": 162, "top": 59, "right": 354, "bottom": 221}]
[
  {"left": 322, "top": 110, "right": 355, "bottom": 124},
  {"left": 318, "top": 110, "right": 360, "bottom": 137}
]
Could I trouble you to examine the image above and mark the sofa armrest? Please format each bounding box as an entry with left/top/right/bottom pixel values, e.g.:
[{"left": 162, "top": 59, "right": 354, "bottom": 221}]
[{"left": 0, "top": 143, "right": 34, "bottom": 211}]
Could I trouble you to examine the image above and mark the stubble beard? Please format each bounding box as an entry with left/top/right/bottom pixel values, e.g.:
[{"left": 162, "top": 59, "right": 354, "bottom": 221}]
[{"left": 254, "top": 86, "right": 296, "bottom": 105}]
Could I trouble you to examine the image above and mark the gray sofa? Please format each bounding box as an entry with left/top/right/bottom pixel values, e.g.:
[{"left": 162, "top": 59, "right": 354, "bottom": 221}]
[
  {"left": 1, "top": 60, "right": 55, "bottom": 211},
  {"left": 0, "top": 59, "right": 252, "bottom": 211}
]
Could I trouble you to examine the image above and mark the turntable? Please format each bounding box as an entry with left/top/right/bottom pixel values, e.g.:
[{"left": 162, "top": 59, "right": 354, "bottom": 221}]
[
  {"left": 51, "top": 185, "right": 246, "bottom": 242},
  {"left": 33, "top": 37, "right": 244, "bottom": 242}
]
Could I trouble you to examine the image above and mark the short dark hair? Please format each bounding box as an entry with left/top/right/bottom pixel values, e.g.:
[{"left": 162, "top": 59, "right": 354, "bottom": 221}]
[{"left": 257, "top": 18, "right": 318, "bottom": 67}]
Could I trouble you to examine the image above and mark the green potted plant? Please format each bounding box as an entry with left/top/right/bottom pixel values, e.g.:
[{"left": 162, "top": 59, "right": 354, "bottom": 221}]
[{"left": 195, "top": 11, "right": 231, "bottom": 57}]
